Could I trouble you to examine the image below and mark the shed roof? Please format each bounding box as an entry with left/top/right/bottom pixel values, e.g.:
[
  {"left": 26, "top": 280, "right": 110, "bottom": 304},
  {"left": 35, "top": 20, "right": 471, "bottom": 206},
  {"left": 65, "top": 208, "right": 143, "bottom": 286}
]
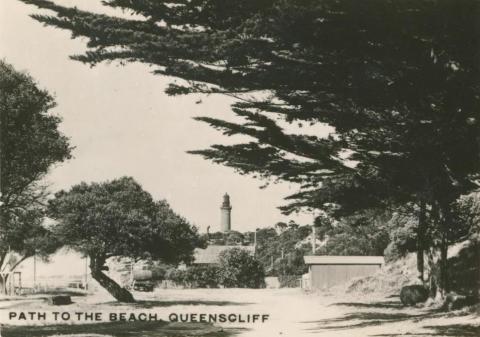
[
  {"left": 194, "top": 245, "right": 255, "bottom": 264},
  {"left": 304, "top": 256, "right": 384, "bottom": 265}
]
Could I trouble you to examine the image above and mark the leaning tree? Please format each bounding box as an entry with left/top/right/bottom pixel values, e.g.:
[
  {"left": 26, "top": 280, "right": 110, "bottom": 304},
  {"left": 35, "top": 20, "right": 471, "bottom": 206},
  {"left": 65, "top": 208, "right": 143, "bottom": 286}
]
[
  {"left": 20, "top": 0, "right": 480, "bottom": 295},
  {"left": 0, "top": 60, "right": 72, "bottom": 293},
  {"left": 48, "top": 176, "right": 202, "bottom": 302}
]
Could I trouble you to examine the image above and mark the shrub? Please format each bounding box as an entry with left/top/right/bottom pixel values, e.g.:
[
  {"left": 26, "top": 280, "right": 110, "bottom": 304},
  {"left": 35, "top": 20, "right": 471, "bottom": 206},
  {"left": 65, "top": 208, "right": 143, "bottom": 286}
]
[
  {"left": 186, "top": 265, "right": 221, "bottom": 288},
  {"left": 165, "top": 269, "right": 188, "bottom": 286},
  {"left": 165, "top": 265, "right": 220, "bottom": 288},
  {"left": 383, "top": 213, "right": 417, "bottom": 261},
  {"left": 165, "top": 249, "right": 266, "bottom": 288},
  {"left": 218, "top": 248, "right": 265, "bottom": 288},
  {"left": 447, "top": 239, "right": 480, "bottom": 299}
]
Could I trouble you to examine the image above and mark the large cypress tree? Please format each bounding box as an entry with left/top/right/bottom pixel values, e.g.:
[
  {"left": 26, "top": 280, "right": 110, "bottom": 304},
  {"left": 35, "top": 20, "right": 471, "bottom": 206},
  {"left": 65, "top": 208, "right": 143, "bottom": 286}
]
[
  {"left": 48, "top": 177, "right": 202, "bottom": 302},
  {"left": 20, "top": 0, "right": 480, "bottom": 295}
]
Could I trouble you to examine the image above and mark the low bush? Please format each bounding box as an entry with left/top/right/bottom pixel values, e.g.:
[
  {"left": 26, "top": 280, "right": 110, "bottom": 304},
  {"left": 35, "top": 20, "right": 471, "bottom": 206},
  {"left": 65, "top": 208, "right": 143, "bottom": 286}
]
[
  {"left": 165, "top": 248, "right": 266, "bottom": 289},
  {"left": 165, "top": 265, "right": 220, "bottom": 288}
]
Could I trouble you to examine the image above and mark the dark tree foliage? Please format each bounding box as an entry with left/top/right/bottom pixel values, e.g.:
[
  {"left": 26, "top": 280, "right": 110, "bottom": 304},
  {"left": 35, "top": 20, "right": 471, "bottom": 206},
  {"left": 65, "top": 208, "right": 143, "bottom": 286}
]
[
  {"left": 383, "top": 211, "right": 419, "bottom": 262},
  {"left": 18, "top": 0, "right": 479, "bottom": 223},
  {"left": 202, "top": 230, "right": 252, "bottom": 246},
  {"left": 218, "top": 248, "right": 265, "bottom": 288},
  {"left": 20, "top": 0, "right": 480, "bottom": 295},
  {"left": 48, "top": 176, "right": 202, "bottom": 302},
  {"left": 0, "top": 61, "right": 72, "bottom": 213},
  {"left": 0, "top": 61, "right": 71, "bottom": 292},
  {"left": 166, "top": 265, "right": 220, "bottom": 288},
  {"left": 203, "top": 231, "right": 226, "bottom": 246},
  {"left": 275, "top": 248, "right": 309, "bottom": 277},
  {"left": 451, "top": 192, "right": 480, "bottom": 241},
  {"left": 18, "top": 0, "right": 480, "bottom": 213},
  {"left": 225, "top": 230, "right": 245, "bottom": 245},
  {"left": 317, "top": 212, "right": 390, "bottom": 256},
  {"left": 254, "top": 225, "right": 311, "bottom": 276}
]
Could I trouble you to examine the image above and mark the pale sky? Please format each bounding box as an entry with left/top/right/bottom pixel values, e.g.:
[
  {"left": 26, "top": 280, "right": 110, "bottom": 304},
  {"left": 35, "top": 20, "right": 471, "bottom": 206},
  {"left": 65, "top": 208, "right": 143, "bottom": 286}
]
[{"left": 0, "top": 0, "right": 322, "bottom": 233}]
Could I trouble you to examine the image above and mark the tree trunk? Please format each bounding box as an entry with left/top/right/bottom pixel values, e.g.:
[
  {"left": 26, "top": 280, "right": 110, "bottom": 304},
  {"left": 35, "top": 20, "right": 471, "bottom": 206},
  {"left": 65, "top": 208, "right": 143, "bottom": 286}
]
[
  {"left": 426, "top": 247, "right": 438, "bottom": 298},
  {"left": 427, "top": 202, "right": 441, "bottom": 298},
  {"left": 474, "top": 239, "right": 480, "bottom": 302},
  {"left": 0, "top": 274, "right": 7, "bottom": 295},
  {"left": 89, "top": 256, "right": 135, "bottom": 303},
  {"left": 439, "top": 232, "right": 449, "bottom": 297},
  {"left": 438, "top": 203, "right": 451, "bottom": 297},
  {"left": 417, "top": 199, "right": 427, "bottom": 283},
  {"left": 0, "top": 253, "right": 33, "bottom": 295},
  {"left": 0, "top": 252, "right": 8, "bottom": 295}
]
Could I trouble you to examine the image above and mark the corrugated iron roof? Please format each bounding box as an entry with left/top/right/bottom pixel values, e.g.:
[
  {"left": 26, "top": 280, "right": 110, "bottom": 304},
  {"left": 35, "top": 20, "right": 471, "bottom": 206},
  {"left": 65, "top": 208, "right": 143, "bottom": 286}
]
[
  {"left": 304, "top": 256, "right": 384, "bottom": 265},
  {"left": 194, "top": 245, "right": 255, "bottom": 264}
]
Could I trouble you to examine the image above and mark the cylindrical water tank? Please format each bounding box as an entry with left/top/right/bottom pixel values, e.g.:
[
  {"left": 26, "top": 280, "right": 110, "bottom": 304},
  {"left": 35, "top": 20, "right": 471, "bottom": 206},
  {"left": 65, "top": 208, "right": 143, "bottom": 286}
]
[
  {"left": 132, "top": 268, "right": 164, "bottom": 281},
  {"left": 132, "top": 270, "right": 152, "bottom": 281}
]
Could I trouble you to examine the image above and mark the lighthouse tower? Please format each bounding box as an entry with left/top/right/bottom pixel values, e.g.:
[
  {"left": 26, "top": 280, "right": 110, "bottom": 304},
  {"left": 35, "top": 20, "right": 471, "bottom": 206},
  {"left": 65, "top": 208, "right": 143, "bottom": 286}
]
[{"left": 220, "top": 193, "right": 232, "bottom": 232}]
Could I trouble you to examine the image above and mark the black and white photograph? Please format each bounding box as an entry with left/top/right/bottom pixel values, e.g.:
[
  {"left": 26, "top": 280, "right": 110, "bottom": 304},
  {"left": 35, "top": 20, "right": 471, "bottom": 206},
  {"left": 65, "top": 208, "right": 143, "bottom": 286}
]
[{"left": 0, "top": 1, "right": 479, "bottom": 336}]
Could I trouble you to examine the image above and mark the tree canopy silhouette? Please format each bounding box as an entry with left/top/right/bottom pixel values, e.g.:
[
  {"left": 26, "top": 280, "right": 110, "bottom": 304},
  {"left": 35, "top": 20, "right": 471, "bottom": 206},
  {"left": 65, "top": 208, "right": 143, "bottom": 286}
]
[
  {"left": 0, "top": 60, "right": 72, "bottom": 293},
  {"left": 20, "top": 0, "right": 480, "bottom": 295}
]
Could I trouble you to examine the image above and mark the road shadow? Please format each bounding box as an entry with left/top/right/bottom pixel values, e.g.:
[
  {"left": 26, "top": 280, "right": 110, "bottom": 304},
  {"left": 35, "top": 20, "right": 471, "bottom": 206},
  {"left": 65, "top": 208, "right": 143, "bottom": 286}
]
[
  {"left": 303, "top": 311, "right": 424, "bottom": 331},
  {"left": 107, "top": 299, "right": 253, "bottom": 308},
  {"left": 2, "top": 321, "right": 243, "bottom": 337},
  {"left": 332, "top": 300, "right": 403, "bottom": 309},
  {"left": 1, "top": 298, "right": 253, "bottom": 310},
  {"left": 33, "top": 290, "right": 88, "bottom": 297},
  {"left": 371, "top": 323, "right": 480, "bottom": 336},
  {"left": 386, "top": 294, "right": 400, "bottom": 299},
  {"left": 0, "top": 290, "right": 87, "bottom": 303},
  {"left": 303, "top": 295, "right": 477, "bottom": 334},
  {"left": 302, "top": 296, "right": 461, "bottom": 333}
]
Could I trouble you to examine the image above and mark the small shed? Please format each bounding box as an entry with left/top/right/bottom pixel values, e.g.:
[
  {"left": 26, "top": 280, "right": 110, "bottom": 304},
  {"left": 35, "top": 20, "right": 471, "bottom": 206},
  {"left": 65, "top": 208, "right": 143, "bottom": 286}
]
[{"left": 303, "top": 256, "right": 384, "bottom": 289}]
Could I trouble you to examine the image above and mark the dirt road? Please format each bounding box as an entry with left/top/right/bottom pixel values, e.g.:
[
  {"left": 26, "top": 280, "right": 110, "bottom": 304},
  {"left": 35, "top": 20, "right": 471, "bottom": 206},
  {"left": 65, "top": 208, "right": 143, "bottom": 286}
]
[{"left": 1, "top": 288, "right": 479, "bottom": 336}]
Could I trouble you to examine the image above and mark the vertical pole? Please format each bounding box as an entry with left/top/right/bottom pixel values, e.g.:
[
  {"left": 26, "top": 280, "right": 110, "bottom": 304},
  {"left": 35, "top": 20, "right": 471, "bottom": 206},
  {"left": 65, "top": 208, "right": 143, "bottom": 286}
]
[
  {"left": 130, "top": 258, "right": 134, "bottom": 288},
  {"left": 33, "top": 253, "right": 36, "bottom": 290},
  {"left": 8, "top": 273, "right": 12, "bottom": 295},
  {"left": 417, "top": 199, "right": 426, "bottom": 283},
  {"left": 254, "top": 229, "right": 257, "bottom": 256},
  {"left": 1, "top": 274, "right": 5, "bottom": 295},
  {"left": 84, "top": 255, "right": 88, "bottom": 291},
  {"left": 311, "top": 209, "right": 318, "bottom": 255},
  {"left": 312, "top": 225, "right": 316, "bottom": 254},
  {"left": 6, "top": 246, "right": 10, "bottom": 295}
]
